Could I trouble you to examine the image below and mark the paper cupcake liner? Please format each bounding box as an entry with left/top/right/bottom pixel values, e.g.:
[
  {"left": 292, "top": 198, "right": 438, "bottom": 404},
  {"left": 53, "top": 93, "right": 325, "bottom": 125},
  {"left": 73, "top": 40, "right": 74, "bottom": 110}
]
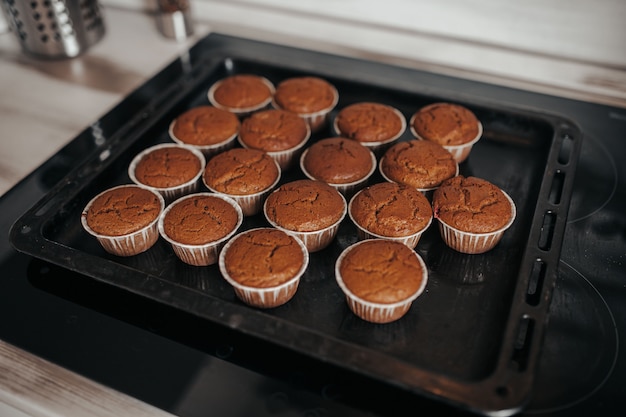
[
  {"left": 207, "top": 76, "right": 276, "bottom": 118},
  {"left": 231, "top": 280, "right": 301, "bottom": 309},
  {"left": 410, "top": 114, "right": 483, "bottom": 164},
  {"left": 81, "top": 185, "right": 165, "bottom": 257},
  {"left": 158, "top": 193, "right": 243, "bottom": 266},
  {"left": 265, "top": 215, "right": 345, "bottom": 253},
  {"left": 128, "top": 143, "right": 206, "bottom": 203},
  {"left": 238, "top": 124, "right": 311, "bottom": 172},
  {"left": 299, "top": 147, "right": 377, "bottom": 198},
  {"left": 333, "top": 106, "right": 406, "bottom": 157},
  {"left": 348, "top": 200, "right": 433, "bottom": 249},
  {"left": 335, "top": 239, "right": 428, "bottom": 323},
  {"left": 344, "top": 295, "right": 413, "bottom": 324},
  {"left": 436, "top": 190, "right": 516, "bottom": 254},
  {"left": 219, "top": 228, "right": 309, "bottom": 309},
  {"left": 271, "top": 84, "right": 339, "bottom": 133},
  {"left": 168, "top": 119, "right": 238, "bottom": 159}
]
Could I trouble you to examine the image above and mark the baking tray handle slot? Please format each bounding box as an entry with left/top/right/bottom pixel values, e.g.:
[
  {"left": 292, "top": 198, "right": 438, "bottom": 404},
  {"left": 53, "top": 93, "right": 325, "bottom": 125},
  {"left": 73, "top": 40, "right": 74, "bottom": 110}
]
[
  {"left": 511, "top": 316, "right": 535, "bottom": 372},
  {"left": 538, "top": 211, "right": 557, "bottom": 251},
  {"left": 557, "top": 132, "right": 574, "bottom": 165},
  {"left": 526, "top": 258, "right": 546, "bottom": 306},
  {"left": 548, "top": 170, "right": 565, "bottom": 205}
]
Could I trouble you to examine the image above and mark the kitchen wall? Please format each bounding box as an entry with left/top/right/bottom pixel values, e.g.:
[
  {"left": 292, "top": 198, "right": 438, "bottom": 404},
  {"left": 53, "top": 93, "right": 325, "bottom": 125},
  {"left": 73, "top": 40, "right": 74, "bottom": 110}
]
[
  {"left": 102, "top": 0, "right": 626, "bottom": 106},
  {"left": 105, "top": 0, "right": 626, "bottom": 64}
]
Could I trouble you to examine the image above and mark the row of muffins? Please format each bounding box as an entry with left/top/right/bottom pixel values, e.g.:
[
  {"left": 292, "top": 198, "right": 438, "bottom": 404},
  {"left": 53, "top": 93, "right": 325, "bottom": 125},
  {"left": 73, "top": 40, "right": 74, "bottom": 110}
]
[
  {"left": 168, "top": 74, "right": 484, "bottom": 202},
  {"left": 80, "top": 73, "right": 513, "bottom": 325},
  {"left": 171, "top": 74, "right": 482, "bottom": 164},
  {"left": 79, "top": 180, "right": 425, "bottom": 324},
  {"left": 122, "top": 137, "right": 514, "bottom": 257},
  {"left": 81, "top": 176, "right": 513, "bottom": 327}
]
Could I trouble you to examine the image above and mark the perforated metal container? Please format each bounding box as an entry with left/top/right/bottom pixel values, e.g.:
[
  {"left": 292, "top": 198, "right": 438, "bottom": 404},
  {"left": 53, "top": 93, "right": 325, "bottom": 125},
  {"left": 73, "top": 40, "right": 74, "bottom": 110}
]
[{"left": 1, "top": 0, "right": 105, "bottom": 59}]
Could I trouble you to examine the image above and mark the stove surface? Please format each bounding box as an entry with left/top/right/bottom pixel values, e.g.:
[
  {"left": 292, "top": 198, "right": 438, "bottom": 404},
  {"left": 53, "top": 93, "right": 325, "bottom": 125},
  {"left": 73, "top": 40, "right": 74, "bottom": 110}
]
[{"left": 0, "top": 34, "right": 624, "bottom": 417}]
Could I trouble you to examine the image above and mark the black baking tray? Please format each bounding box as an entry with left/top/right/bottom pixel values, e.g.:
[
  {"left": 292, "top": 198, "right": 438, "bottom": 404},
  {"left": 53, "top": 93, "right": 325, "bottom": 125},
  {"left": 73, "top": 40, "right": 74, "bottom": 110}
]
[{"left": 10, "top": 34, "right": 582, "bottom": 416}]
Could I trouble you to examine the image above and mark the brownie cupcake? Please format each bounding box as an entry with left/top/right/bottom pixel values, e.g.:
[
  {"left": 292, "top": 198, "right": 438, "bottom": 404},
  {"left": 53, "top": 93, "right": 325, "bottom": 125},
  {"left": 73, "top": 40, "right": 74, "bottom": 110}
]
[
  {"left": 238, "top": 109, "right": 311, "bottom": 170},
  {"left": 432, "top": 176, "right": 516, "bottom": 254},
  {"left": 219, "top": 228, "right": 309, "bottom": 309},
  {"left": 410, "top": 102, "right": 482, "bottom": 163},
  {"left": 333, "top": 102, "right": 406, "bottom": 155},
  {"left": 263, "top": 179, "right": 346, "bottom": 252},
  {"left": 81, "top": 184, "right": 165, "bottom": 257},
  {"left": 348, "top": 182, "right": 432, "bottom": 249},
  {"left": 158, "top": 193, "right": 243, "bottom": 266},
  {"left": 335, "top": 239, "right": 428, "bottom": 323},
  {"left": 379, "top": 140, "right": 458, "bottom": 193},
  {"left": 208, "top": 74, "right": 275, "bottom": 117},
  {"left": 128, "top": 143, "right": 205, "bottom": 202},
  {"left": 300, "top": 137, "right": 376, "bottom": 196},
  {"left": 272, "top": 76, "right": 339, "bottom": 132},
  {"left": 169, "top": 106, "right": 240, "bottom": 157},
  {"left": 202, "top": 147, "right": 281, "bottom": 216}
]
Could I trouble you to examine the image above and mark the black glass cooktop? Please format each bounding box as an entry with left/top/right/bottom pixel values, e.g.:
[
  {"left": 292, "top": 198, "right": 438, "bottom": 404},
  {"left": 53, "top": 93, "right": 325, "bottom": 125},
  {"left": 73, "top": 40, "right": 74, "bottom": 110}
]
[{"left": 1, "top": 33, "right": 624, "bottom": 417}]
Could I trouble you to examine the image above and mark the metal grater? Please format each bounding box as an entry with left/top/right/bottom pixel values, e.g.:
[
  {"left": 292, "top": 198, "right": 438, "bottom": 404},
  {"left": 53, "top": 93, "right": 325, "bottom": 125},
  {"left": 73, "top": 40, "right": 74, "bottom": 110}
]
[{"left": 0, "top": 0, "right": 105, "bottom": 58}]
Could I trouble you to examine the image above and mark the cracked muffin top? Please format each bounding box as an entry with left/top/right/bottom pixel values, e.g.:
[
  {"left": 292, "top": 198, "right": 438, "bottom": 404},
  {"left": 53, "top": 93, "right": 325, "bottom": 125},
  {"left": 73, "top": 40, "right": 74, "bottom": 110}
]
[
  {"left": 273, "top": 76, "right": 338, "bottom": 115},
  {"left": 264, "top": 179, "right": 346, "bottom": 232},
  {"left": 203, "top": 147, "right": 279, "bottom": 195},
  {"left": 301, "top": 137, "right": 374, "bottom": 184},
  {"left": 334, "top": 102, "right": 405, "bottom": 143},
  {"left": 84, "top": 185, "right": 162, "bottom": 236},
  {"left": 338, "top": 239, "right": 425, "bottom": 304},
  {"left": 170, "top": 106, "right": 240, "bottom": 146},
  {"left": 432, "top": 175, "right": 513, "bottom": 233},
  {"left": 239, "top": 109, "right": 309, "bottom": 152},
  {"left": 349, "top": 182, "right": 432, "bottom": 237},
  {"left": 209, "top": 74, "right": 274, "bottom": 111},
  {"left": 161, "top": 194, "right": 240, "bottom": 245},
  {"left": 221, "top": 228, "right": 306, "bottom": 288},
  {"left": 411, "top": 102, "right": 480, "bottom": 146},
  {"left": 380, "top": 140, "right": 457, "bottom": 190},
  {"left": 132, "top": 144, "right": 203, "bottom": 189}
]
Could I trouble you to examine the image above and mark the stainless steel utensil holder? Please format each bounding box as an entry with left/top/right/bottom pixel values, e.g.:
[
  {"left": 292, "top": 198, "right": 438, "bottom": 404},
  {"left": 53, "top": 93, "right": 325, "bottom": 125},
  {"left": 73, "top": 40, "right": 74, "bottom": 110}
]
[{"left": 1, "top": 0, "right": 105, "bottom": 59}]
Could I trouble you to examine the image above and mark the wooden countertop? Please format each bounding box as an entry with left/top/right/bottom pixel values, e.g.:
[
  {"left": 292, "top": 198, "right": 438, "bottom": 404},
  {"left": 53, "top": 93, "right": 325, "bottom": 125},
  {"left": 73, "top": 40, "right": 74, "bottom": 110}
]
[{"left": 0, "top": 7, "right": 211, "bottom": 197}]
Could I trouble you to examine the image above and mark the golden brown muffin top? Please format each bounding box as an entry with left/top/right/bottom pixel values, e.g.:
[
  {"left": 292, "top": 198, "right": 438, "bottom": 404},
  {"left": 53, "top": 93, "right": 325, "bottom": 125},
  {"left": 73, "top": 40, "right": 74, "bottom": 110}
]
[
  {"left": 265, "top": 179, "right": 345, "bottom": 232},
  {"left": 204, "top": 148, "right": 279, "bottom": 195},
  {"left": 350, "top": 182, "right": 432, "bottom": 237},
  {"left": 162, "top": 194, "right": 239, "bottom": 245},
  {"left": 85, "top": 186, "right": 162, "bottom": 236},
  {"left": 172, "top": 106, "right": 240, "bottom": 146},
  {"left": 339, "top": 240, "right": 424, "bottom": 304},
  {"left": 335, "top": 102, "right": 404, "bottom": 143},
  {"left": 273, "top": 76, "right": 337, "bottom": 114},
  {"left": 222, "top": 228, "right": 305, "bottom": 288},
  {"left": 239, "top": 109, "right": 309, "bottom": 152},
  {"left": 133, "top": 145, "right": 202, "bottom": 189},
  {"left": 411, "top": 102, "right": 480, "bottom": 146},
  {"left": 302, "top": 137, "right": 374, "bottom": 184},
  {"left": 381, "top": 140, "right": 457, "bottom": 189},
  {"left": 212, "top": 74, "right": 273, "bottom": 109},
  {"left": 432, "top": 175, "right": 513, "bottom": 233}
]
